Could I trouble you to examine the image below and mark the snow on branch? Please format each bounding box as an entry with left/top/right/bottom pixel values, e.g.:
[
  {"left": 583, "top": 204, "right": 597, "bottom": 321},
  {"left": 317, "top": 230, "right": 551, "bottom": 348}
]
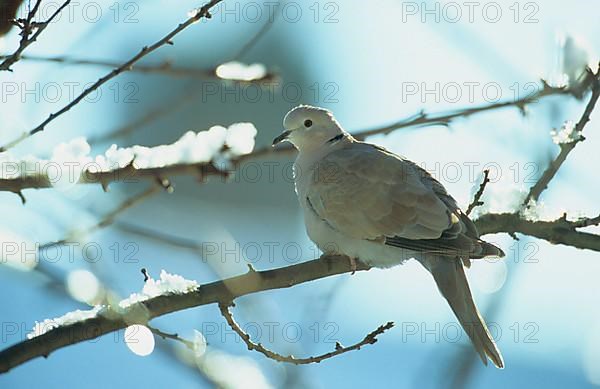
[
  {"left": 0, "top": 255, "right": 369, "bottom": 373},
  {"left": 522, "top": 66, "right": 600, "bottom": 206},
  {"left": 451, "top": 66, "right": 600, "bottom": 252},
  {"left": 0, "top": 123, "right": 257, "bottom": 196},
  {"left": 475, "top": 212, "right": 600, "bottom": 251}
]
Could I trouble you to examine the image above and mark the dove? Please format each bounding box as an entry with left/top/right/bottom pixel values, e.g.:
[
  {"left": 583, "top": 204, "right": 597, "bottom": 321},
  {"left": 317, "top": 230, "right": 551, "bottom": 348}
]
[{"left": 273, "top": 105, "right": 505, "bottom": 368}]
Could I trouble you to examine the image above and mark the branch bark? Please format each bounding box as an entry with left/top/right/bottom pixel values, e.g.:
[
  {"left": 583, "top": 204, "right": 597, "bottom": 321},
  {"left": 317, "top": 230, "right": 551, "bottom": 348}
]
[
  {"left": 475, "top": 212, "right": 600, "bottom": 251},
  {"left": 219, "top": 303, "right": 393, "bottom": 365},
  {"left": 0, "top": 255, "right": 369, "bottom": 373},
  {"left": 0, "top": 0, "right": 71, "bottom": 71}
]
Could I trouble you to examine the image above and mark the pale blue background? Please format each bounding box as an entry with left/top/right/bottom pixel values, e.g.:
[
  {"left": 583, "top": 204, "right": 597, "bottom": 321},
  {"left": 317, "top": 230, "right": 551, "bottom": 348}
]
[{"left": 1, "top": 0, "right": 599, "bottom": 388}]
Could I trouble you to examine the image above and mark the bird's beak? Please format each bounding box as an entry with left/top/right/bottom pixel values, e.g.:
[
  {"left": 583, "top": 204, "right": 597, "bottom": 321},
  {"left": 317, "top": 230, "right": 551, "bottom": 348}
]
[{"left": 272, "top": 130, "right": 291, "bottom": 146}]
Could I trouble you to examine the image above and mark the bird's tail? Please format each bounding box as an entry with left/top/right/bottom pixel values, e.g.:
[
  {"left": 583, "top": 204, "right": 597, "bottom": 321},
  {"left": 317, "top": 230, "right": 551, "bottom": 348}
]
[{"left": 422, "top": 256, "right": 504, "bottom": 368}]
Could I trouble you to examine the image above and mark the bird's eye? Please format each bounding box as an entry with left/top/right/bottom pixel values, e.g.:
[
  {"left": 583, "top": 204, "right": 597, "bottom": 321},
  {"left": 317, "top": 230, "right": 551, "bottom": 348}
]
[{"left": 304, "top": 119, "right": 313, "bottom": 128}]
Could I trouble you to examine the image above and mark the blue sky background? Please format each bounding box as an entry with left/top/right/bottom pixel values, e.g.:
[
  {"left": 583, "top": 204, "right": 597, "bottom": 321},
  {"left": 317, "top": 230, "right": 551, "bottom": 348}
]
[{"left": 1, "top": 0, "right": 599, "bottom": 388}]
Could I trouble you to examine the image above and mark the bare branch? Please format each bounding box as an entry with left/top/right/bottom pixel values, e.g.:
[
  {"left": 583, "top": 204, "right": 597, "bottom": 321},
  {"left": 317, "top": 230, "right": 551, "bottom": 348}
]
[
  {"left": 353, "top": 76, "right": 595, "bottom": 141},
  {"left": 148, "top": 325, "right": 195, "bottom": 350},
  {"left": 522, "top": 67, "right": 600, "bottom": 206},
  {"left": 0, "top": 54, "right": 278, "bottom": 82},
  {"left": 39, "top": 186, "right": 160, "bottom": 250},
  {"left": 227, "top": 1, "right": 281, "bottom": 61},
  {"left": 465, "top": 169, "right": 490, "bottom": 216},
  {"left": 0, "top": 0, "right": 224, "bottom": 151},
  {"left": 0, "top": 255, "right": 369, "bottom": 373},
  {"left": 0, "top": 0, "right": 71, "bottom": 71},
  {"left": 219, "top": 303, "right": 393, "bottom": 365},
  {"left": 475, "top": 212, "right": 600, "bottom": 251}
]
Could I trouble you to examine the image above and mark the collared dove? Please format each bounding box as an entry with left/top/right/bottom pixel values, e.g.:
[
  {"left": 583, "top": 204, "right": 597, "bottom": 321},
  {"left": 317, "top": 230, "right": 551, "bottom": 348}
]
[{"left": 273, "top": 105, "right": 505, "bottom": 368}]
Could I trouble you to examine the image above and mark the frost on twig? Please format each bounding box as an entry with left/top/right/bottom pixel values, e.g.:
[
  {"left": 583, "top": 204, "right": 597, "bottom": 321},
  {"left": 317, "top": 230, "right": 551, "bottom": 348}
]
[
  {"left": 26, "top": 270, "right": 199, "bottom": 341},
  {"left": 550, "top": 120, "right": 583, "bottom": 144},
  {"left": 523, "top": 65, "right": 600, "bottom": 207},
  {"left": 0, "top": 123, "right": 258, "bottom": 193},
  {"left": 119, "top": 270, "right": 199, "bottom": 310},
  {"left": 28, "top": 306, "right": 104, "bottom": 339}
]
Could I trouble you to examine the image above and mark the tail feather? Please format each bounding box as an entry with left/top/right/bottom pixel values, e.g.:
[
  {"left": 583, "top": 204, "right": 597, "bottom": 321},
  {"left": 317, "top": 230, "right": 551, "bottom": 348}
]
[
  {"left": 479, "top": 240, "right": 505, "bottom": 258},
  {"left": 424, "top": 256, "right": 504, "bottom": 368}
]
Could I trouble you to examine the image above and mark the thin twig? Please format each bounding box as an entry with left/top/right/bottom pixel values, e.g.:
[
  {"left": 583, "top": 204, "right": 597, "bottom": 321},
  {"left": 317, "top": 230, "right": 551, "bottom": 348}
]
[
  {"left": 0, "top": 0, "right": 71, "bottom": 71},
  {"left": 465, "top": 169, "right": 490, "bottom": 216},
  {"left": 353, "top": 76, "right": 595, "bottom": 141},
  {"left": 522, "top": 66, "right": 600, "bottom": 207},
  {"left": 475, "top": 212, "right": 600, "bottom": 251},
  {"left": 0, "top": 54, "right": 278, "bottom": 82},
  {"left": 219, "top": 303, "right": 393, "bottom": 365},
  {"left": 39, "top": 185, "right": 160, "bottom": 250},
  {"left": 148, "top": 325, "right": 195, "bottom": 350},
  {"left": 227, "top": 1, "right": 280, "bottom": 61},
  {"left": 0, "top": 0, "right": 224, "bottom": 151}
]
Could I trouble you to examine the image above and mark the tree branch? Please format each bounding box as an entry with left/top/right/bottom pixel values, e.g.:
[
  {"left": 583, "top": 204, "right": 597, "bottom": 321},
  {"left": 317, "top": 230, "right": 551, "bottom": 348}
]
[
  {"left": 0, "top": 255, "right": 369, "bottom": 373},
  {"left": 0, "top": 157, "right": 230, "bottom": 194},
  {"left": 474, "top": 212, "right": 600, "bottom": 251},
  {"left": 522, "top": 67, "right": 600, "bottom": 206},
  {"left": 39, "top": 185, "right": 160, "bottom": 250},
  {"left": 0, "top": 0, "right": 71, "bottom": 71},
  {"left": 353, "top": 76, "right": 595, "bottom": 141},
  {"left": 465, "top": 169, "right": 490, "bottom": 216},
  {"left": 1, "top": 73, "right": 594, "bottom": 194},
  {"left": 148, "top": 325, "right": 195, "bottom": 350},
  {"left": 219, "top": 303, "right": 393, "bottom": 365},
  {"left": 0, "top": 54, "right": 278, "bottom": 83},
  {"left": 0, "top": 0, "right": 224, "bottom": 151}
]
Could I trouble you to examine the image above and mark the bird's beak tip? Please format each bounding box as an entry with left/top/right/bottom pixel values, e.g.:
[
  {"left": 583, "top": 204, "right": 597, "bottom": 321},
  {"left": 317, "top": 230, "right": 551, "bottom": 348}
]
[{"left": 272, "top": 130, "right": 291, "bottom": 146}]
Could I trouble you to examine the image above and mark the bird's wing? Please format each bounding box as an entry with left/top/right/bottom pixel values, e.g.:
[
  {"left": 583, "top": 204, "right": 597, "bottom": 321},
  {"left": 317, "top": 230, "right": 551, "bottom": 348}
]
[{"left": 305, "top": 142, "right": 490, "bottom": 257}]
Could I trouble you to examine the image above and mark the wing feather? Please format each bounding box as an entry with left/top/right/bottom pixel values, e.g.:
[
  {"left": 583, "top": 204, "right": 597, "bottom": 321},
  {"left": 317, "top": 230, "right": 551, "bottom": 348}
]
[{"left": 306, "top": 142, "right": 501, "bottom": 258}]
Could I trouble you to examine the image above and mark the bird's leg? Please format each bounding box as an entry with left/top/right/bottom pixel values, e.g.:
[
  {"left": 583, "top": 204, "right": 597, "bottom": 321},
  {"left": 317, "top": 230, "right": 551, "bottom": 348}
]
[{"left": 348, "top": 256, "right": 358, "bottom": 275}]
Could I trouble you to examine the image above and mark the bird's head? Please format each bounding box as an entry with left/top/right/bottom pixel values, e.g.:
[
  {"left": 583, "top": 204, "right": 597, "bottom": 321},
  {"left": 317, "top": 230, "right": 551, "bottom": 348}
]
[{"left": 273, "top": 105, "right": 348, "bottom": 151}]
